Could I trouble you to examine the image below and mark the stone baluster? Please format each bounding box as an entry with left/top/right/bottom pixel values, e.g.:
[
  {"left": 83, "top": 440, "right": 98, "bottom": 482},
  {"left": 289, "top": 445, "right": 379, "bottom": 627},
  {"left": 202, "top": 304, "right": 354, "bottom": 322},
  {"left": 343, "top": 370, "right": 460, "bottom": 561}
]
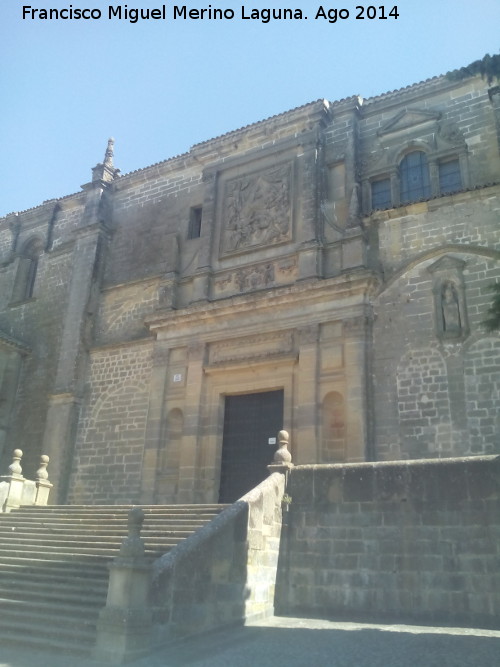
[
  {"left": 94, "top": 507, "right": 153, "bottom": 664},
  {"left": 268, "top": 430, "right": 293, "bottom": 470},
  {"left": 268, "top": 430, "right": 294, "bottom": 490},
  {"left": 268, "top": 431, "right": 294, "bottom": 519},
  {"left": 9, "top": 449, "right": 23, "bottom": 476},
  {"left": 1, "top": 449, "right": 26, "bottom": 512},
  {"left": 35, "top": 454, "right": 53, "bottom": 506}
]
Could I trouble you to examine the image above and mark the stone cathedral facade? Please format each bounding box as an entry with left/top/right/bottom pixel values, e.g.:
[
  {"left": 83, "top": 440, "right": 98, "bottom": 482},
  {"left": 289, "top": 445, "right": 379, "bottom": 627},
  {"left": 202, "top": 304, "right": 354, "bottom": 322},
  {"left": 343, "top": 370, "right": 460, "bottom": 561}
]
[{"left": 1, "top": 68, "right": 499, "bottom": 505}]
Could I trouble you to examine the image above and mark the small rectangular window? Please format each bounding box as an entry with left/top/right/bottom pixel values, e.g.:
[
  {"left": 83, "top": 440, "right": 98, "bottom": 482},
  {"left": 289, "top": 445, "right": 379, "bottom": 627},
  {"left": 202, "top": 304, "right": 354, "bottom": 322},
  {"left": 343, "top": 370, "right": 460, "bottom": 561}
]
[
  {"left": 439, "top": 160, "right": 462, "bottom": 195},
  {"left": 371, "top": 178, "right": 392, "bottom": 210},
  {"left": 187, "top": 206, "right": 202, "bottom": 239}
]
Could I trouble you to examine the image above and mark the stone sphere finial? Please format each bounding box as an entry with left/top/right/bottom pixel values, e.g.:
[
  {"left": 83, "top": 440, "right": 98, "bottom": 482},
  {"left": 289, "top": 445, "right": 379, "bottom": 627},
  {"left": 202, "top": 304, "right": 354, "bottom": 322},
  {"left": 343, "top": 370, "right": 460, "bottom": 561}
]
[
  {"left": 274, "top": 430, "right": 292, "bottom": 464},
  {"left": 9, "top": 449, "right": 23, "bottom": 476},
  {"left": 36, "top": 455, "right": 50, "bottom": 481}
]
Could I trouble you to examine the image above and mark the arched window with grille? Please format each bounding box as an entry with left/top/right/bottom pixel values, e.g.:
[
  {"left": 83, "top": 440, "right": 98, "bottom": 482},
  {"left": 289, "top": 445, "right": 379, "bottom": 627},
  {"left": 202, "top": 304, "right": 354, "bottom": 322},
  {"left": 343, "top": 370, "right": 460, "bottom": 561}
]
[{"left": 399, "top": 151, "right": 431, "bottom": 204}]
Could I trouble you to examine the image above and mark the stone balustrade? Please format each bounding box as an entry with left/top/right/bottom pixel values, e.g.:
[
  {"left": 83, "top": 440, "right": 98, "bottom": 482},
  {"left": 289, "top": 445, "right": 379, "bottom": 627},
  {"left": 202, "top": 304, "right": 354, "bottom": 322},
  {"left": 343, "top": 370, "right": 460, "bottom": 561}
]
[
  {"left": 94, "top": 431, "right": 293, "bottom": 664},
  {"left": 0, "top": 449, "right": 52, "bottom": 512}
]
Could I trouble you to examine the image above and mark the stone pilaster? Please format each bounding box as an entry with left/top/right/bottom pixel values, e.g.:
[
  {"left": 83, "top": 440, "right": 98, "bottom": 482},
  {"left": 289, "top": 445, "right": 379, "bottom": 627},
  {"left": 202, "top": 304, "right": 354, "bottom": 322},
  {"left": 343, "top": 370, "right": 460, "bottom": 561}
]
[
  {"left": 488, "top": 85, "right": 500, "bottom": 158},
  {"left": 177, "top": 341, "right": 205, "bottom": 502},
  {"left": 294, "top": 325, "right": 319, "bottom": 463},
  {"left": 139, "top": 344, "right": 170, "bottom": 503},
  {"left": 343, "top": 314, "right": 371, "bottom": 462},
  {"left": 0, "top": 343, "right": 27, "bottom": 469},
  {"left": 41, "top": 143, "right": 117, "bottom": 502},
  {"left": 191, "top": 171, "right": 217, "bottom": 303},
  {"left": 297, "top": 135, "right": 323, "bottom": 281}
]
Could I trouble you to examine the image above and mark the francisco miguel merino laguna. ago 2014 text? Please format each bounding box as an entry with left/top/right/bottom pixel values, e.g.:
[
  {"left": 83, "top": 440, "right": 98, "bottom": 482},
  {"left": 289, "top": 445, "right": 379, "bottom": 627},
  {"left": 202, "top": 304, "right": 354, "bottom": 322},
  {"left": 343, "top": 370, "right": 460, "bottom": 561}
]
[{"left": 21, "top": 4, "right": 400, "bottom": 23}]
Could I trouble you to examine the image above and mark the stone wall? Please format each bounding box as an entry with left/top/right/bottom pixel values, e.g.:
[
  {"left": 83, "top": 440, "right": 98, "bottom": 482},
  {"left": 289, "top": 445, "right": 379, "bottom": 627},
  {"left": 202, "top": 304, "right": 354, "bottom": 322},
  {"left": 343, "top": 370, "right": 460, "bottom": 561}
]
[
  {"left": 151, "top": 472, "right": 285, "bottom": 644},
  {"left": 277, "top": 458, "right": 500, "bottom": 628},
  {"left": 372, "top": 197, "right": 500, "bottom": 460},
  {"left": 0, "top": 205, "right": 77, "bottom": 475},
  {"left": 0, "top": 71, "right": 499, "bottom": 502},
  {"left": 68, "top": 341, "right": 153, "bottom": 504}
]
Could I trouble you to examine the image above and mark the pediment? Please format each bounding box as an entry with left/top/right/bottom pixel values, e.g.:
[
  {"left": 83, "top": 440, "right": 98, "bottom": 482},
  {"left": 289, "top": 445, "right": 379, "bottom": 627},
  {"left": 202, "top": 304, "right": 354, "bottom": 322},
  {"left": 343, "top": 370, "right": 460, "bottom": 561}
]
[{"left": 378, "top": 108, "right": 441, "bottom": 137}]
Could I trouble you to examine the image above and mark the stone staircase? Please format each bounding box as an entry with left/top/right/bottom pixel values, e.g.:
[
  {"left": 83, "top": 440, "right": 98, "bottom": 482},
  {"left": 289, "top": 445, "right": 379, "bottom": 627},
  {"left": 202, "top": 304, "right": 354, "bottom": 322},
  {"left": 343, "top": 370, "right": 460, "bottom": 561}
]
[{"left": 0, "top": 504, "right": 227, "bottom": 655}]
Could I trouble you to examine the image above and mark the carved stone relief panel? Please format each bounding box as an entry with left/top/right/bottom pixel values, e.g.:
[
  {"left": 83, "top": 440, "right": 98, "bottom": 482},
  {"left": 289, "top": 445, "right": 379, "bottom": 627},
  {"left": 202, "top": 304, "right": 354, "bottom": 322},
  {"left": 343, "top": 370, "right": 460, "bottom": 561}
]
[
  {"left": 208, "top": 330, "right": 294, "bottom": 367},
  {"left": 213, "top": 256, "right": 298, "bottom": 298},
  {"left": 220, "top": 162, "right": 293, "bottom": 256}
]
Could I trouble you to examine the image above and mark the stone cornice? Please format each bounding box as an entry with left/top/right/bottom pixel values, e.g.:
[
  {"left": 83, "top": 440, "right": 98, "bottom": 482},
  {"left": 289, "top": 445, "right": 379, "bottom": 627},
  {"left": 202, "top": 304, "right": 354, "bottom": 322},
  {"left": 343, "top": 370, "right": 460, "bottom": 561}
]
[{"left": 146, "top": 271, "right": 379, "bottom": 340}]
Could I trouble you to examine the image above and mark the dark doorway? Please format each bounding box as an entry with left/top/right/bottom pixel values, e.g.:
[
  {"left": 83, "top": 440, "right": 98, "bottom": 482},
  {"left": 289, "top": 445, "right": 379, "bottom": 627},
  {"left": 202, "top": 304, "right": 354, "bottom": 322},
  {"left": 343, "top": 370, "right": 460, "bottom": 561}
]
[{"left": 218, "top": 390, "right": 284, "bottom": 503}]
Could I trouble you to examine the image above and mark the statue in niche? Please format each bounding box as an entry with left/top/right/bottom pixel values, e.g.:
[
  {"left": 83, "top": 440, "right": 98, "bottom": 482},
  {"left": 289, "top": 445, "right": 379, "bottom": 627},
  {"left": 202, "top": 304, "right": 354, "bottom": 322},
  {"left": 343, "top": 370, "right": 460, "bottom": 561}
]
[
  {"left": 441, "top": 281, "right": 461, "bottom": 336},
  {"left": 428, "top": 255, "right": 469, "bottom": 342}
]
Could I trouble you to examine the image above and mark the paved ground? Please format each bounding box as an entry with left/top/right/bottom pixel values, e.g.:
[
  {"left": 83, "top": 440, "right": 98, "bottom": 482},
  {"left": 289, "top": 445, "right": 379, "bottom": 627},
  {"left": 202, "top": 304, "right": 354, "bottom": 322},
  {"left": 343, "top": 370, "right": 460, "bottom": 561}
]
[{"left": 2, "top": 616, "right": 500, "bottom": 667}]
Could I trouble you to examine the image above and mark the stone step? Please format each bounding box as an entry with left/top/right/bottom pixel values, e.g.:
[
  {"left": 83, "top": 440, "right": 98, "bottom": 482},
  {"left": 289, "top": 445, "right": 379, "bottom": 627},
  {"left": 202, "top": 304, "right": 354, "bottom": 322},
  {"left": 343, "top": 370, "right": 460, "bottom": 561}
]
[
  {"left": 0, "top": 514, "right": 221, "bottom": 529},
  {"left": 0, "top": 604, "right": 98, "bottom": 652},
  {"left": 7, "top": 504, "right": 226, "bottom": 517},
  {"left": 0, "top": 625, "right": 91, "bottom": 656},
  {"left": 0, "top": 545, "right": 175, "bottom": 561},
  {"left": 0, "top": 556, "right": 109, "bottom": 575},
  {"left": 0, "top": 503, "right": 228, "bottom": 656},
  {"left": 0, "top": 520, "right": 207, "bottom": 533},
  {"left": 0, "top": 580, "right": 107, "bottom": 606},
  {"left": 14, "top": 503, "right": 226, "bottom": 514},
  {"left": 0, "top": 531, "right": 192, "bottom": 546},
  {"left": 2, "top": 516, "right": 222, "bottom": 526},
  {"left": 0, "top": 523, "right": 201, "bottom": 541},
  {"left": 0, "top": 596, "right": 100, "bottom": 621},
  {"left": 0, "top": 553, "right": 111, "bottom": 570}
]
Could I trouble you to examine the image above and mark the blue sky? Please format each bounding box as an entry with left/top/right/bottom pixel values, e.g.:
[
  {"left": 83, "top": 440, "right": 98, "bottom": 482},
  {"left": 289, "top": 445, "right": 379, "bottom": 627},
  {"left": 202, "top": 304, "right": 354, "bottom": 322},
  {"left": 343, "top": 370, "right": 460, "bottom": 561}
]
[{"left": 1, "top": 0, "right": 499, "bottom": 215}]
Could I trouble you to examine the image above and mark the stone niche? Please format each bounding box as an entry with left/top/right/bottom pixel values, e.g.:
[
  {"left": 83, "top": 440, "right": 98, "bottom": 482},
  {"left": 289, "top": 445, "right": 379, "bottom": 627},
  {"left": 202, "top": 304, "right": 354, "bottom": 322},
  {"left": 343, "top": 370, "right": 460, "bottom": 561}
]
[{"left": 427, "top": 255, "right": 469, "bottom": 342}]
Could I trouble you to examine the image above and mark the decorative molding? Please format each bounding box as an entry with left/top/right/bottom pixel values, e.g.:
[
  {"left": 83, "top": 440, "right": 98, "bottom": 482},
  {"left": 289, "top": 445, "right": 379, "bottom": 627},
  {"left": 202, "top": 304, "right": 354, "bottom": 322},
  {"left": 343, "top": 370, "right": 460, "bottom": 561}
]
[
  {"left": 158, "top": 280, "right": 177, "bottom": 310},
  {"left": 378, "top": 108, "right": 441, "bottom": 137},
  {"left": 343, "top": 315, "right": 369, "bottom": 337},
  {"left": 298, "top": 324, "right": 319, "bottom": 345},
  {"left": 208, "top": 331, "right": 294, "bottom": 366},
  {"left": 236, "top": 263, "right": 275, "bottom": 292},
  {"left": 213, "top": 256, "right": 298, "bottom": 297}
]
